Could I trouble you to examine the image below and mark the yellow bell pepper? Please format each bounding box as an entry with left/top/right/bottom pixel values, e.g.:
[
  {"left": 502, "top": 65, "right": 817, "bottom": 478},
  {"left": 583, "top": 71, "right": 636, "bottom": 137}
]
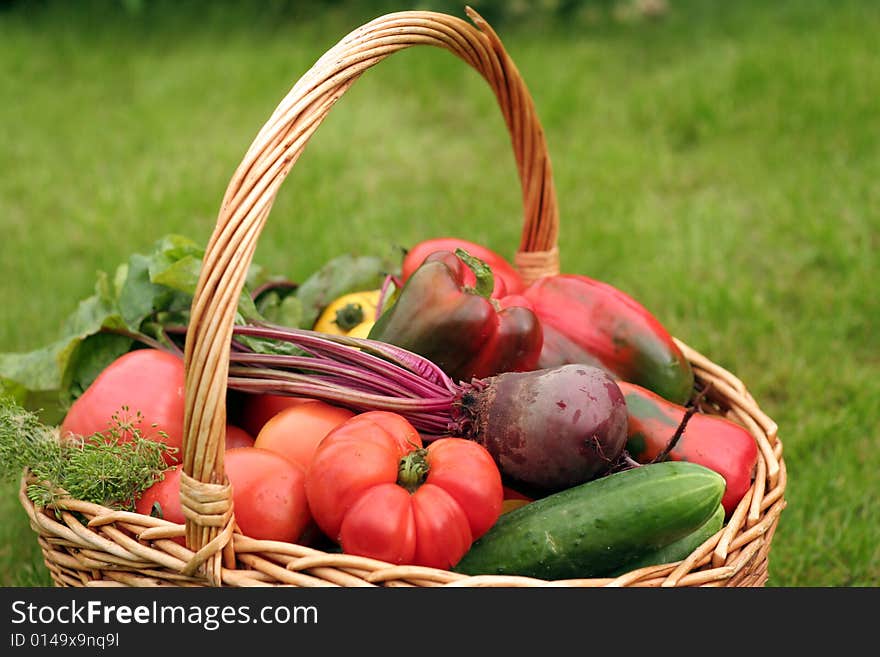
[{"left": 313, "top": 289, "right": 381, "bottom": 337}]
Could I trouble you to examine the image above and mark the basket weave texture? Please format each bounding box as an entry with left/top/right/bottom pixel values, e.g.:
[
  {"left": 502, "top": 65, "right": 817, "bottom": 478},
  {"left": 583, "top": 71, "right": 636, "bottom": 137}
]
[{"left": 21, "top": 8, "right": 785, "bottom": 588}]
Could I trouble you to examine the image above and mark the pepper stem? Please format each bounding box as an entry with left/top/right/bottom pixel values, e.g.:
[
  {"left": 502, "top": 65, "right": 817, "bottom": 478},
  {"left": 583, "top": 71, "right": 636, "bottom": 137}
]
[
  {"left": 334, "top": 303, "right": 365, "bottom": 331},
  {"left": 397, "top": 447, "right": 430, "bottom": 493},
  {"left": 455, "top": 248, "right": 495, "bottom": 299}
]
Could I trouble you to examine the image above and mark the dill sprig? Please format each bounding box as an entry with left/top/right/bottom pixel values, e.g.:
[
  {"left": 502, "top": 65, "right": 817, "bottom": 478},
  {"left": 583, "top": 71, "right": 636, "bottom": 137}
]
[{"left": 0, "top": 396, "right": 175, "bottom": 511}]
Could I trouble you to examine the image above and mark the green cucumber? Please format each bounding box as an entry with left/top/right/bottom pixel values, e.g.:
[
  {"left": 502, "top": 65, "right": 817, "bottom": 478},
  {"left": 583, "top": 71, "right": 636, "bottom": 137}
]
[
  {"left": 454, "top": 461, "right": 725, "bottom": 580},
  {"left": 609, "top": 503, "right": 725, "bottom": 576}
]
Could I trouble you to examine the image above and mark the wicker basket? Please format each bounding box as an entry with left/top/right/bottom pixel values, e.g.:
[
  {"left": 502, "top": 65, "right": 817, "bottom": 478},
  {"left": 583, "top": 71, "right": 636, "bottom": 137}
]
[{"left": 21, "top": 7, "right": 786, "bottom": 588}]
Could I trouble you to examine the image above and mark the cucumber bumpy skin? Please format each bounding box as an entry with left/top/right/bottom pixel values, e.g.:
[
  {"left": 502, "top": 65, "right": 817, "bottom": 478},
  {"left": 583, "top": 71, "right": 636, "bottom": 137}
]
[
  {"left": 609, "top": 503, "right": 725, "bottom": 576},
  {"left": 453, "top": 461, "right": 725, "bottom": 581}
]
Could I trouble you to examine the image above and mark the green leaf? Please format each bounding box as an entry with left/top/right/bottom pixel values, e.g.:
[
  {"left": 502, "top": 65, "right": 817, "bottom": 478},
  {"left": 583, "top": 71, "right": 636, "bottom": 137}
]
[
  {"left": 62, "top": 332, "right": 134, "bottom": 401},
  {"left": 0, "top": 232, "right": 302, "bottom": 409},
  {"left": 0, "top": 342, "right": 68, "bottom": 395},
  {"left": 61, "top": 270, "right": 125, "bottom": 336},
  {"left": 257, "top": 290, "right": 303, "bottom": 328},
  {"left": 145, "top": 233, "right": 270, "bottom": 322},
  {"left": 0, "top": 243, "right": 175, "bottom": 407},
  {"left": 147, "top": 234, "right": 205, "bottom": 296},
  {"left": 118, "top": 253, "right": 174, "bottom": 330},
  {"left": 150, "top": 255, "right": 203, "bottom": 295},
  {"left": 245, "top": 262, "right": 280, "bottom": 292},
  {"left": 152, "top": 233, "right": 204, "bottom": 262},
  {"left": 0, "top": 271, "right": 126, "bottom": 397},
  {"left": 294, "top": 254, "right": 392, "bottom": 329}
]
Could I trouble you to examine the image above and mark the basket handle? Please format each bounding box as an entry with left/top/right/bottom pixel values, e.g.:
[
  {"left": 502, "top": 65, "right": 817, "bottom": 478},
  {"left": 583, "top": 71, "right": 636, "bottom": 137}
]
[{"left": 180, "top": 7, "right": 559, "bottom": 583}]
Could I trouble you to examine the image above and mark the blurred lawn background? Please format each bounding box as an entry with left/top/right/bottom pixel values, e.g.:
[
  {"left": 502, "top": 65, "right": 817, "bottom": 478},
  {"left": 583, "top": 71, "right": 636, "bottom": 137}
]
[{"left": 1, "top": 0, "right": 877, "bottom": 586}]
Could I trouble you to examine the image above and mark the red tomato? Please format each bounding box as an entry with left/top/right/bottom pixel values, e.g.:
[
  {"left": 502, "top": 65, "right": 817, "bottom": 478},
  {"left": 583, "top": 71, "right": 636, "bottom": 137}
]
[
  {"left": 402, "top": 237, "right": 524, "bottom": 297},
  {"left": 236, "top": 393, "right": 314, "bottom": 438},
  {"left": 254, "top": 401, "right": 355, "bottom": 470},
  {"left": 135, "top": 448, "right": 311, "bottom": 547},
  {"left": 305, "top": 411, "right": 503, "bottom": 569},
  {"left": 225, "top": 424, "right": 255, "bottom": 449},
  {"left": 60, "top": 349, "right": 185, "bottom": 466},
  {"left": 224, "top": 447, "right": 311, "bottom": 543},
  {"left": 135, "top": 467, "right": 186, "bottom": 546}
]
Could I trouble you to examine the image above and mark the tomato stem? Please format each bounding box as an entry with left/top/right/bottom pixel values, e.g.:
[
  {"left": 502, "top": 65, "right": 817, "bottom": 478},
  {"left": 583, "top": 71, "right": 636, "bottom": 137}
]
[{"left": 397, "top": 448, "right": 430, "bottom": 493}]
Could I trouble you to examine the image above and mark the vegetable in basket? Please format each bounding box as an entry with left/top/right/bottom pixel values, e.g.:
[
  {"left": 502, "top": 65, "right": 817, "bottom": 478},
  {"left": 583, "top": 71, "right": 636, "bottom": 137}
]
[
  {"left": 608, "top": 502, "right": 725, "bottom": 576},
  {"left": 135, "top": 466, "right": 187, "bottom": 545},
  {"left": 618, "top": 380, "right": 758, "bottom": 516},
  {"left": 368, "top": 248, "right": 543, "bottom": 383},
  {"left": 56, "top": 348, "right": 250, "bottom": 450},
  {"left": 454, "top": 461, "right": 725, "bottom": 580},
  {"left": 59, "top": 348, "right": 186, "bottom": 466},
  {"left": 0, "top": 396, "right": 172, "bottom": 512},
  {"left": 304, "top": 411, "right": 503, "bottom": 569},
  {"left": 236, "top": 393, "right": 313, "bottom": 438},
  {"left": 223, "top": 447, "right": 312, "bottom": 544},
  {"left": 312, "top": 289, "right": 381, "bottom": 338},
  {"left": 522, "top": 273, "right": 695, "bottom": 405},
  {"left": 60, "top": 347, "right": 253, "bottom": 460},
  {"left": 135, "top": 448, "right": 313, "bottom": 545},
  {"left": 224, "top": 322, "right": 628, "bottom": 492},
  {"left": 401, "top": 236, "right": 524, "bottom": 297},
  {"left": 253, "top": 398, "right": 355, "bottom": 470}
]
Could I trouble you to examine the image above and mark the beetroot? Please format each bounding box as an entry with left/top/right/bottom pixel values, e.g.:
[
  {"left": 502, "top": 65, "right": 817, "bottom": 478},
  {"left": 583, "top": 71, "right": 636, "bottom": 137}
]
[
  {"left": 457, "top": 365, "right": 628, "bottom": 491},
  {"left": 221, "top": 324, "right": 628, "bottom": 491}
]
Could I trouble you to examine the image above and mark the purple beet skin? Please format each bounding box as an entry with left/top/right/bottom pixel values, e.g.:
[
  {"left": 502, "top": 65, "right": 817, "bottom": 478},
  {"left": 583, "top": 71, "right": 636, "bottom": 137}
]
[{"left": 467, "top": 364, "right": 629, "bottom": 492}]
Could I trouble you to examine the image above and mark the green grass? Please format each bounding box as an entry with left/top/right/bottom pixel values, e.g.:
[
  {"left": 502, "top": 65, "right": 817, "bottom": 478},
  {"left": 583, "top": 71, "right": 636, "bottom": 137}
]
[{"left": 1, "top": 0, "right": 878, "bottom": 586}]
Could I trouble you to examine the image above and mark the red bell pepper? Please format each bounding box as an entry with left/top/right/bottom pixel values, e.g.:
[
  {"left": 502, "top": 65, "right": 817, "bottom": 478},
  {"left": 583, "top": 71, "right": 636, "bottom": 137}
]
[
  {"left": 522, "top": 274, "right": 695, "bottom": 405},
  {"left": 401, "top": 236, "right": 525, "bottom": 297},
  {"left": 368, "top": 249, "right": 542, "bottom": 383},
  {"left": 618, "top": 380, "right": 758, "bottom": 516}
]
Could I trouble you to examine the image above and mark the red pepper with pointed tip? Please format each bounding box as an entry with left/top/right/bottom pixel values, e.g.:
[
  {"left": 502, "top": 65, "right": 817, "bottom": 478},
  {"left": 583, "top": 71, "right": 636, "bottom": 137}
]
[
  {"left": 368, "top": 249, "right": 543, "bottom": 383},
  {"left": 522, "top": 274, "right": 695, "bottom": 405},
  {"left": 618, "top": 380, "right": 758, "bottom": 516}
]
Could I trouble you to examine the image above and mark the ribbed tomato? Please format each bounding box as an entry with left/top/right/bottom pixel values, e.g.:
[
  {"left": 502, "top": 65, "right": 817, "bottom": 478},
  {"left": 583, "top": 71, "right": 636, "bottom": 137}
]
[{"left": 305, "top": 411, "right": 504, "bottom": 569}]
